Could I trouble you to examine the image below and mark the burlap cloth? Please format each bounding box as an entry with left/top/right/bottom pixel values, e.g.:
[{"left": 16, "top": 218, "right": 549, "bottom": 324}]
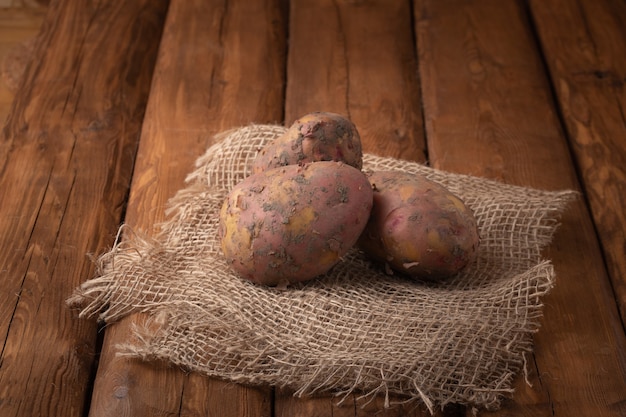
[{"left": 69, "top": 125, "right": 577, "bottom": 413}]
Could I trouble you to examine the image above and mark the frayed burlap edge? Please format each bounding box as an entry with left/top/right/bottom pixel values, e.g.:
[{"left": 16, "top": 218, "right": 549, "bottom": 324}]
[{"left": 69, "top": 124, "right": 577, "bottom": 413}]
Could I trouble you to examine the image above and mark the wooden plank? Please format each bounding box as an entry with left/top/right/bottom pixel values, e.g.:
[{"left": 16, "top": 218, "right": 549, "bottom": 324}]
[
  {"left": 0, "top": 0, "right": 168, "bottom": 416},
  {"left": 0, "top": 1, "right": 49, "bottom": 8},
  {"left": 0, "top": 0, "right": 50, "bottom": 10},
  {"left": 276, "top": 0, "right": 440, "bottom": 415},
  {"left": 0, "top": 7, "right": 46, "bottom": 114},
  {"left": 414, "top": 0, "right": 626, "bottom": 416},
  {"left": 86, "top": 0, "right": 287, "bottom": 416},
  {"left": 276, "top": 392, "right": 465, "bottom": 417},
  {"left": 528, "top": 0, "right": 626, "bottom": 324},
  {"left": 284, "top": 0, "right": 425, "bottom": 162}
]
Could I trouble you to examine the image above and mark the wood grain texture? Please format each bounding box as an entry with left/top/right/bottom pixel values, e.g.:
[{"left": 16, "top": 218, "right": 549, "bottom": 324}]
[
  {"left": 0, "top": 0, "right": 168, "bottom": 416},
  {"left": 276, "top": 388, "right": 464, "bottom": 417},
  {"left": 277, "top": 0, "right": 434, "bottom": 415},
  {"left": 414, "top": 0, "right": 626, "bottom": 416},
  {"left": 86, "top": 0, "right": 287, "bottom": 416},
  {"left": 0, "top": 8, "right": 45, "bottom": 111},
  {"left": 285, "top": 0, "right": 425, "bottom": 162},
  {"left": 529, "top": 0, "right": 626, "bottom": 324}
]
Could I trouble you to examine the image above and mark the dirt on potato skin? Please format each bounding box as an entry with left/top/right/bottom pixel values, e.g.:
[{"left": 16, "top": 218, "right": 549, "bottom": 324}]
[
  {"left": 251, "top": 112, "right": 363, "bottom": 174},
  {"left": 220, "top": 161, "right": 373, "bottom": 286},
  {"left": 358, "top": 170, "right": 480, "bottom": 280}
]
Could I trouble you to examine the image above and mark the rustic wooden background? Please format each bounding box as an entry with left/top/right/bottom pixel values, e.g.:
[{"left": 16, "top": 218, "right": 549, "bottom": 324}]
[{"left": 0, "top": 0, "right": 624, "bottom": 416}]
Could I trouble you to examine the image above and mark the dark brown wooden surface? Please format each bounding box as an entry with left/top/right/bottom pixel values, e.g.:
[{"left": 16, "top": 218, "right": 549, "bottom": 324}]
[
  {"left": 0, "top": 0, "right": 624, "bottom": 416},
  {"left": 0, "top": 0, "right": 168, "bottom": 416},
  {"left": 529, "top": 0, "right": 626, "bottom": 325},
  {"left": 285, "top": 0, "right": 425, "bottom": 162}
]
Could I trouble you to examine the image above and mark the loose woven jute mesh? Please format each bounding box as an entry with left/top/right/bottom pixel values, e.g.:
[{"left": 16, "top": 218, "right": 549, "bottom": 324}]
[{"left": 69, "top": 125, "right": 577, "bottom": 413}]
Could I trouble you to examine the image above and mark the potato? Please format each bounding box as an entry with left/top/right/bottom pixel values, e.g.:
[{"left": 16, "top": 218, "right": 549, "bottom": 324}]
[
  {"left": 219, "top": 161, "right": 373, "bottom": 286},
  {"left": 358, "top": 171, "right": 479, "bottom": 280},
  {"left": 251, "top": 112, "right": 363, "bottom": 174}
]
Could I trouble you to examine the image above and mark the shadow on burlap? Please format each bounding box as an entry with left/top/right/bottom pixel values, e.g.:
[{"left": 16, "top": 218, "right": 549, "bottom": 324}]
[{"left": 68, "top": 125, "right": 577, "bottom": 414}]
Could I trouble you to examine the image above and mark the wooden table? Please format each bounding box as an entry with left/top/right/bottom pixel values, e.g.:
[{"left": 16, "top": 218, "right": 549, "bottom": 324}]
[{"left": 1, "top": 0, "right": 625, "bottom": 416}]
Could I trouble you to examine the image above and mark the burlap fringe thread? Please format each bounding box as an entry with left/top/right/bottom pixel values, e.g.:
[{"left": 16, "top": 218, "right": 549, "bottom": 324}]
[{"left": 68, "top": 125, "right": 577, "bottom": 414}]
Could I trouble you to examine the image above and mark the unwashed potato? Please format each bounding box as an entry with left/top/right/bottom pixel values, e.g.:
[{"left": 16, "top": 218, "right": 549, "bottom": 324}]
[
  {"left": 358, "top": 171, "right": 479, "bottom": 280},
  {"left": 220, "top": 161, "right": 373, "bottom": 286},
  {"left": 251, "top": 112, "right": 363, "bottom": 174}
]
